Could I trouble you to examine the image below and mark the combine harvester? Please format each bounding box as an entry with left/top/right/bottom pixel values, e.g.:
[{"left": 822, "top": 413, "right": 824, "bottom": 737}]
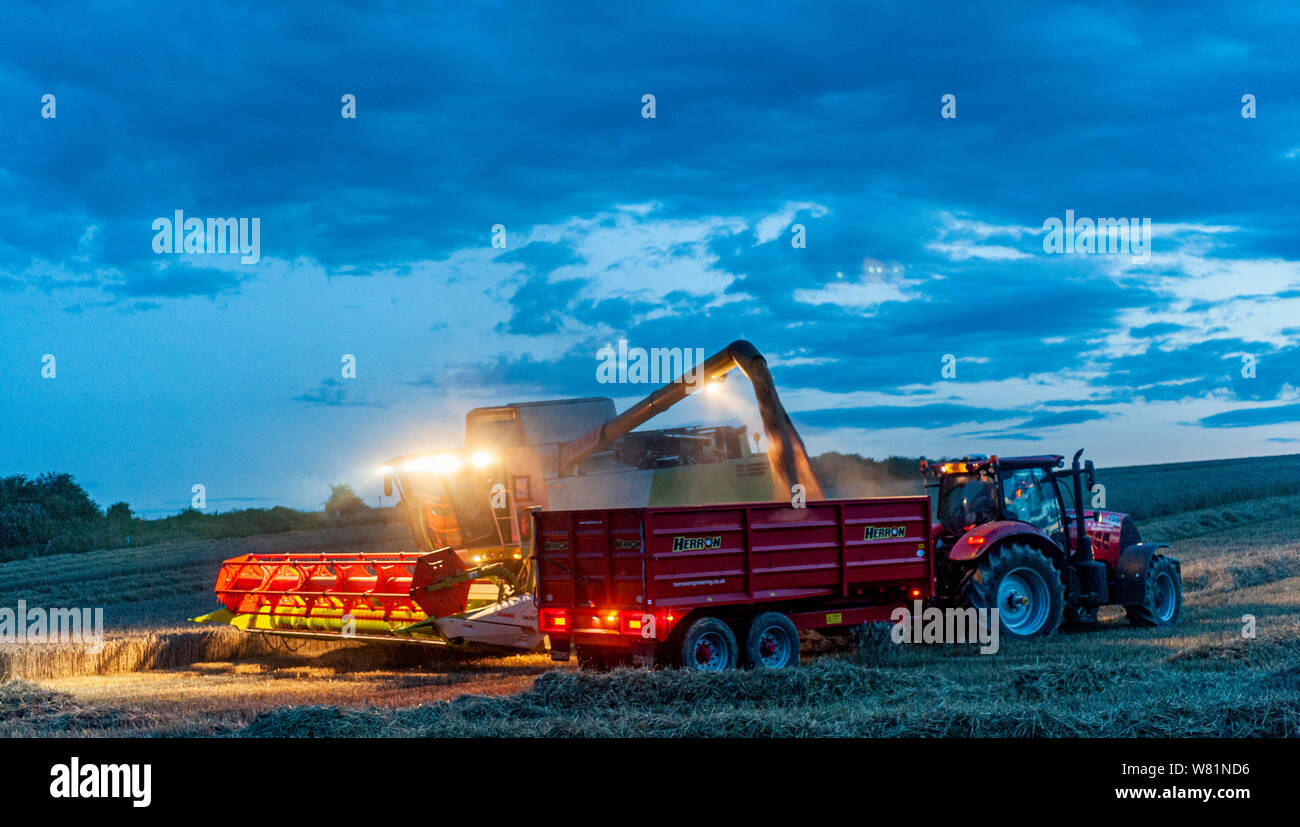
[{"left": 194, "top": 341, "right": 823, "bottom": 650}]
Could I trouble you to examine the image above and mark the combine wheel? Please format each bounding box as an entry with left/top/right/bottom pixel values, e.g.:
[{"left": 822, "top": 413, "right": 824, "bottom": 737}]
[
  {"left": 959, "top": 542, "right": 1065, "bottom": 638},
  {"left": 1125, "top": 555, "right": 1182, "bottom": 627},
  {"left": 678, "top": 617, "right": 739, "bottom": 671},
  {"left": 743, "top": 612, "right": 800, "bottom": 669}
]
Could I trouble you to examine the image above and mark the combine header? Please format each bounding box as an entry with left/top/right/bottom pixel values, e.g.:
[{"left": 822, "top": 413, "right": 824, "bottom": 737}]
[
  {"left": 205, "top": 546, "right": 540, "bottom": 646},
  {"left": 195, "top": 341, "right": 822, "bottom": 650}
]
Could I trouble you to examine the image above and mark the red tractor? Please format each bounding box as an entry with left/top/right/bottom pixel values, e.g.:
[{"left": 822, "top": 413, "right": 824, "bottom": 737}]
[{"left": 922, "top": 450, "right": 1182, "bottom": 637}]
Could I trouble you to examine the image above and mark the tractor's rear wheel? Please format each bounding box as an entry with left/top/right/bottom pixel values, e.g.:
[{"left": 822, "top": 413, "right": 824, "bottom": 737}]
[
  {"left": 1125, "top": 554, "right": 1182, "bottom": 627},
  {"left": 959, "top": 543, "right": 1065, "bottom": 638}
]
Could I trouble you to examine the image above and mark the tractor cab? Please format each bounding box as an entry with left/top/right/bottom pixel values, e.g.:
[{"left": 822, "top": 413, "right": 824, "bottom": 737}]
[
  {"left": 928, "top": 454, "right": 1075, "bottom": 552},
  {"left": 930, "top": 452, "right": 1092, "bottom": 556}
]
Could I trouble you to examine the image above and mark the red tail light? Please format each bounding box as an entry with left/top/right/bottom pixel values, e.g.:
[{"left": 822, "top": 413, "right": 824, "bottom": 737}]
[
  {"left": 540, "top": 608, "right": 568, "bottom": 632},
  {"left": 967, "top": 535, "right": 986, "bottom": 547},
  {"left": 619, "top": 611, "right": 649, "bottom": 635}
]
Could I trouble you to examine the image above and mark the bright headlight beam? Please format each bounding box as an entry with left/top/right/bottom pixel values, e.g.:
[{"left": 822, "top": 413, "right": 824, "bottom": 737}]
[{"left": 404, "top": 454, "right": 463, "bottom": 473}]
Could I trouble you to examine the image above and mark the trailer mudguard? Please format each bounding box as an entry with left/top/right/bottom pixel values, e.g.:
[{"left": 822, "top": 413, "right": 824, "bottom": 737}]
[
  {"left": 1116, "top": 542, "right": 1173, "bottom": 605},
  {"left": 947, "top": 520, "right": 1058, "bottom": 562}
]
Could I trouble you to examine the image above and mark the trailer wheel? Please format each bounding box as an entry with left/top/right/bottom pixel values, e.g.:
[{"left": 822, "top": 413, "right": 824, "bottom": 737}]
[
  {"left": 1125, "top": 554, "right": 1182, "bottom": 628},
  {"left": 743, "top": 612, "right": 800, "bottom": 669},
  {"left": 959, "top": 542, "right": 1064, "bottom": 638},
  {"left": 678, "top": 617, "right": 739, "bottom": 671}
]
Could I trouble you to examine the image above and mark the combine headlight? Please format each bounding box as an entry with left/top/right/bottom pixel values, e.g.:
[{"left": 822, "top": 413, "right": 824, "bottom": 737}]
[
  {"left": 403, "top": 454, "right": 463, "bottom": 473},
  {"left": 470, "top": 450, "right": 494, "bottom": 468}
]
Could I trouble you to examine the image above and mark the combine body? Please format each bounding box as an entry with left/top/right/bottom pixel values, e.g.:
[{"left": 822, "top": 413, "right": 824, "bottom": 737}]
[
  {"left": 536, "top": 497, "right": 933, "bottom": 668},
  {"left": 198, "top": 341, "right": 823, "bottom": 650}
]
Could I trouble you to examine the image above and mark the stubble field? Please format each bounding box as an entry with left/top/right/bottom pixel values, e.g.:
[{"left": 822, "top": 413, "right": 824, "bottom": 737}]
[{"left": 1, "top": 457, "right": 1297, "bottom": 737}]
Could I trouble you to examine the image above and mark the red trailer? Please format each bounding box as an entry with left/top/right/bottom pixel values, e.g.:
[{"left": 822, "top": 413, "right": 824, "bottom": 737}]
[{"left": 535, "top": 496, "right": 933, "bottom": 669}]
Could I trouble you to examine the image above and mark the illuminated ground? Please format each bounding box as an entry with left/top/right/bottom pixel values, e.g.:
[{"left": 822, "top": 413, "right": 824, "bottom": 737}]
[{"left": 2, "top": 496, "right": 1297, "bottom": 736}]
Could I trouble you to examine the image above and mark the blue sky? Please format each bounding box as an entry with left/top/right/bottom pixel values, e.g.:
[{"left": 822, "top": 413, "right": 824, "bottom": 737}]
[{"left": 2, "top": 1, "right": 1298, "bottom": 514}]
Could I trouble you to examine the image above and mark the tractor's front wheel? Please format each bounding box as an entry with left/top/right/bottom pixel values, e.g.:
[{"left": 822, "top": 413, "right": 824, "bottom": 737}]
[
  {"left": 1125, "top": 554, "right": 1182, "bottom": 627},
  {"left": 959, "top": 543, "right": 1065, "bottom": 638}
]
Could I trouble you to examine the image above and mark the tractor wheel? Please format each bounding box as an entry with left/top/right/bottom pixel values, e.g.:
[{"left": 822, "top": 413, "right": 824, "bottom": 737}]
[
  {"left": 678, "top": 617, "right": 739, "bottom": 671},
  {"left": 1125, "top": 554, "right": 1182, "bottom": 628},
  {"left": 959, "top": 542, "right": 1065, "bottom": 638},
  {"left": 743, "top": 612, "right": 801, "bottom": 669}
]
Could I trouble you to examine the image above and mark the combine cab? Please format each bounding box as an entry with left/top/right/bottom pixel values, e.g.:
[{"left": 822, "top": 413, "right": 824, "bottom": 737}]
[
  {"left": 922, "top": 450, "right": 1182, "bottom": 637},
  {"left": 196, "top": 341, "right": 823, "bottom": 650}
]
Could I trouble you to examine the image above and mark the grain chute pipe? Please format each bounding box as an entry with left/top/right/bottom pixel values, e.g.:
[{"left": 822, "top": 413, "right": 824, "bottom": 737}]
[{"left": 557, "top": 340, "right": 823, "bottom": 501}]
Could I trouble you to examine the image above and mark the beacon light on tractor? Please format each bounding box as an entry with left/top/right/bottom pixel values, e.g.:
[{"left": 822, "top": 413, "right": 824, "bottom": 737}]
[{"left": 194, "top": 340, "right": 823, "bottom": 650}]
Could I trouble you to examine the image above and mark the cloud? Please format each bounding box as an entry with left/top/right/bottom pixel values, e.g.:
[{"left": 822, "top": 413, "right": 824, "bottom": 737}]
[
  {"left": 1198, "top": 403, "right": 1300, "bottom": 428},
  {"left": 795, "top": 404, "right": 1023, "bottom": 431},
  {"left": 754, "top": 201, "right": 829, "bottom": 244},
  {"left": 1016, "top": 410, "right": 1108, "bottom": 429},
  {"left": 292, "top": 378, "right": 386, "bottom": 408}
]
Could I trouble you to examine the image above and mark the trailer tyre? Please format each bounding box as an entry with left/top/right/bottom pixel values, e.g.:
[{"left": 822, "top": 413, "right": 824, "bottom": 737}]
[
  {"left": 959, "top": 542, "right": 1065, "bottom": 638},
  {"left": 1125, "top": 554, "right": 1182, "bottom": 628},
  {"left": 743, "top": 612, "right": 801, "bottom": 669},
  {"left": 679, "top": 617, "right": 739, "bottom": 671}
]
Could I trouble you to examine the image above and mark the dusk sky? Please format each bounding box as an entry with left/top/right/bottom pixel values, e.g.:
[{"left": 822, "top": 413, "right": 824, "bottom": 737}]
[{"left": 2, "top": 2, "right": 1298, "bottom": 515}]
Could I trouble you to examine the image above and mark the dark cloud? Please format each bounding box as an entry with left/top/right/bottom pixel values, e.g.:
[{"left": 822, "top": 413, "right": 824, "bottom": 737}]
[
  {"left": 1016, "top": 410, "right": 1108, "bottom": 429},
  {"left": 1130, "top": 322, "right": 1186, "bottom": 338},
  {"left": 796, "top": 404, "right": 1022, "bottom": 431},
  {"left": 292, "top": 378, "right": 386, "bottom": 408},
  {"left": 1199, "top": 403, "right": 1300, "bottom": 428}
]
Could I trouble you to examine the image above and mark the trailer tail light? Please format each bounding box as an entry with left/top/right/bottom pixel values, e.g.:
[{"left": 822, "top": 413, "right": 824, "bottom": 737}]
[
  {"left": 619, "top": 611, "right": 650, "bottom": 636},
  {"left": 540, "top": 609, "right": 568, "bottom": 632}
]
